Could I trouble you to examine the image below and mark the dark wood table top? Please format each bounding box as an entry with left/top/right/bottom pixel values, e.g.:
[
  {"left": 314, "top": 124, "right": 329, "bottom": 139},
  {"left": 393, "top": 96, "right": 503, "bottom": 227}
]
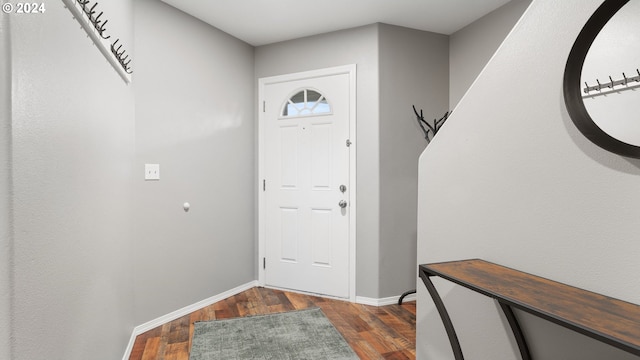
[{"left": 419, "top": 259, "right": 640, "bottom": 356}]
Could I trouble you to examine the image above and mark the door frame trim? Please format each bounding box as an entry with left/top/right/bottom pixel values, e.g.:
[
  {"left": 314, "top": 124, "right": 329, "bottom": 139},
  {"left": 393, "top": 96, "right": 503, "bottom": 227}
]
[{"left": 258, "top": 64, "right": 357, "bottom": 302}]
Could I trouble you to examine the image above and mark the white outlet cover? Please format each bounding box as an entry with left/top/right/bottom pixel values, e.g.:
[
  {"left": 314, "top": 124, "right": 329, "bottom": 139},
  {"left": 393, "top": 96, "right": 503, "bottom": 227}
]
[{"left": 145, "top": 164, "right": 160, "bottom": 180}]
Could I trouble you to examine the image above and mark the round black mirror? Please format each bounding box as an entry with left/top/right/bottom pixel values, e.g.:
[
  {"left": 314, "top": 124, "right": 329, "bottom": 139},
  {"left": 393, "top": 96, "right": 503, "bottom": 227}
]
[{"left": 564, "top": 0, "right": 640, "bottom": 158}]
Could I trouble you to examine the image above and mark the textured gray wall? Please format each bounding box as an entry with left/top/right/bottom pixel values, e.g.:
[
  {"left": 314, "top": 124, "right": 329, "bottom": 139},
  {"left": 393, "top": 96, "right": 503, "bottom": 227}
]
[
  {"left": 378, "top": 24, "right": 448, "bottom": 298},
  {"left": 417, "top": 0, "right": 640, "bottom": 359},
  {"left": 0, "top": 8, "right": 12, "bottom": 360},
  {"left": 255, "top": 25, "right": 382, "bottom": 298},
  {"left": 133, "top": 0, "right": 256, "bottom": 324},
  {"left": 8, "top": 1, "right": 136, "bottom": 359},
  {"left": 449, "top": 0, "right": 531, "bottom": 108}
]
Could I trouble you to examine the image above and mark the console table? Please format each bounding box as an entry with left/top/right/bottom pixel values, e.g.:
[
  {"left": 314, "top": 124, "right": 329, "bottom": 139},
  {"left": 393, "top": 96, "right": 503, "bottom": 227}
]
[{"left": 419, "top": 259, "right": 640, "bottom": 359}]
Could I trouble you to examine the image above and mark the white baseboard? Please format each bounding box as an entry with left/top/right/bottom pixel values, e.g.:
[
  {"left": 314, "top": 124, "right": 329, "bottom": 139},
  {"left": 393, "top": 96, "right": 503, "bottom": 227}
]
[
  {"left": 356, "top": 292, "right": 416, "bottom": 307},
  {"left": 121, "top": 280, "right": 258, "bottom": 360},
  {"left": 262, "top": 285, "right": 416, "bottom": 307}
]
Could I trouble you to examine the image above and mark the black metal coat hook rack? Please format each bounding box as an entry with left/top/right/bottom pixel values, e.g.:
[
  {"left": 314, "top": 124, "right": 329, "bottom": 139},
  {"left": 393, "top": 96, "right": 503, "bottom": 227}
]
[
  {"left": 412, "top": 105, "right": 451, "bottom": 143},
  {"left": 111, "top": 39, "right": 133, "bottom": 74},
  {"left": 63, "top": 0, "right": 132, "bottom": 82},
  {"left": 77, "top": 0, "right": 110, "bottom": 39}
]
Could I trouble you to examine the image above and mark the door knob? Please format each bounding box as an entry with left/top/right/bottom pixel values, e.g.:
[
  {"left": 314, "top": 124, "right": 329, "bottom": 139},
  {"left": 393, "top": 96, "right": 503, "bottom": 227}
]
[{"left": 339, "top": 200, "right": 348, "bottom": 208}]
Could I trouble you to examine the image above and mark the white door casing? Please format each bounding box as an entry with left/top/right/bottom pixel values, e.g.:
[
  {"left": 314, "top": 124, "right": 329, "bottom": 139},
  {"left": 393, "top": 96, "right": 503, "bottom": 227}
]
[{"left": 258, "top": 65, "right": 356, "bottom": 300}]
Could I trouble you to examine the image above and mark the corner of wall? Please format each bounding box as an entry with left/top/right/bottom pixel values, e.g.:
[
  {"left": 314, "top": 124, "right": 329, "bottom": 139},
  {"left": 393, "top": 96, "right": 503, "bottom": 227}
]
[
  {"left": 0, "top": 10, "right": 14, "bottom": 360},
  {"left": 377, "top": 24, "right": 448, "bottom": 298}
]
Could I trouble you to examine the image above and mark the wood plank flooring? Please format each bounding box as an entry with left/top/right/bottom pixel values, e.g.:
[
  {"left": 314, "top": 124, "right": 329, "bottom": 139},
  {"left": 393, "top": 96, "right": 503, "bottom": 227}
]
[{"left": 129, "top": 287, "right": 416, "bottom": 360}]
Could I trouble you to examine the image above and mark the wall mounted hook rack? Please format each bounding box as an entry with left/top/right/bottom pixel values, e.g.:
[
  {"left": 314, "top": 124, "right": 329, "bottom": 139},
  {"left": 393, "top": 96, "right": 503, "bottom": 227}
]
[
  {"left": 412, "top": 105, "right": 451, "bottom": 144},
  {"left": 62, "top": 0, "right": 132, "bottom": 83},
  {"left": 583, "top": 68, "right": 640, "bottom": 96}
]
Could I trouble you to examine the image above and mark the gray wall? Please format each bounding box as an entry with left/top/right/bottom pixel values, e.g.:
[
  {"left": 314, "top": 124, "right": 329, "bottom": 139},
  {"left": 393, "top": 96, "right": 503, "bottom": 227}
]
[
  {"left": 449, "top": 0, "right": 531, "bottom": 108},
  {"left": 417, "top": 0, "right": 640, "bottom": 359},
  {"left": 133, "top": 0, "right": 256, "bottom": 324},
  {"left": 255, "top": 25, "right": 382, "bottom": 298},
  {"left": 0, "top": 9, "right": 12, "bottom": 360},
  {"left": 7, "top": 1, "right": 136, "bottom": 359},
  {"left": 378, "top": 24, "right": 448, "bottom": 297}
]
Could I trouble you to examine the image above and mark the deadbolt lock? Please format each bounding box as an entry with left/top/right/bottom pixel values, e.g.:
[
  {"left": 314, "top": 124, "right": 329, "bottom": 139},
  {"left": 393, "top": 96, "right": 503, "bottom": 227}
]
[{"left": 339, "top": 185, "right": 347, "bottom": 193}]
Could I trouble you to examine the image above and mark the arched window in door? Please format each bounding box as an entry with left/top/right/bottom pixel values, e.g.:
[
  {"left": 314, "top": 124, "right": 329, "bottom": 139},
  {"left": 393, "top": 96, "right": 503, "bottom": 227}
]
[{"left": 281, "top": 88, "right": 331, "bottom": 117}]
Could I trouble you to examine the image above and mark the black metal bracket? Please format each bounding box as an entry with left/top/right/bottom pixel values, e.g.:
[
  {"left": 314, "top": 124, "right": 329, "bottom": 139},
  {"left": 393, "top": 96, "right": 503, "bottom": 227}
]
[
  {"left": 398, "top": 289, "right": 416, "bottom": 305},
  {"left": 499, "top": 302, "right": 532, "bottom": 360},
  {"left": 419, "top": 267, "right": 465, "bottom": 360}
]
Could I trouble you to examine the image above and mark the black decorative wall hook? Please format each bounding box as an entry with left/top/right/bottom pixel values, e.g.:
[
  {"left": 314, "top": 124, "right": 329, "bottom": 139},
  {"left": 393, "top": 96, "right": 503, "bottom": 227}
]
[
  {"left": 74, "top": 0, "right": 132, "bottom": 74},
  {"left": 111, "top": 39, "right": 133, "bottom": 74},
  {"left": 76, "top": 0, "right": 110, "bottom": 39},
  {"left": 412, "top": 105, "right": 451, "bottom": 143}
]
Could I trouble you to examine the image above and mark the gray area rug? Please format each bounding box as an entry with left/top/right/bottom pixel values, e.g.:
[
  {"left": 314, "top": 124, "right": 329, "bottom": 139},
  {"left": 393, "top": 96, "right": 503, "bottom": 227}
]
[{"left": 189, "top": 308, "right": 359, "bottom": 360}]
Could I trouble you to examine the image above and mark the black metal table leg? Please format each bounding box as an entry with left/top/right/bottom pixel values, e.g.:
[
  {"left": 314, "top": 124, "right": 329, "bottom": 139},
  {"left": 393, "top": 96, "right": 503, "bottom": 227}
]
[
  {"left": 398, "top": 289, "right": 416, "bottom": 305},
  {"left": 419, "top": 268, "right": 465, "bottom": 360},
  {"left": 499, "top": 302, "right": 532, "bottom": 360}
]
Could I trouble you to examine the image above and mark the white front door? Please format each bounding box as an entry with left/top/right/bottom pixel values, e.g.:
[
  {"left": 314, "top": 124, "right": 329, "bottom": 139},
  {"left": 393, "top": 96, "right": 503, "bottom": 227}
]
[{"left": 259, "top": 66, "right": 355, "bottom": 299}]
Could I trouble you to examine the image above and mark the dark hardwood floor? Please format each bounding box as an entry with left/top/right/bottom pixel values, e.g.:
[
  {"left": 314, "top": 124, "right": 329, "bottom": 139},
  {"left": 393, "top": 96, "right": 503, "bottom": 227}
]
[{"left": 129, "top": 287, "right": 416, "bottom": 360}]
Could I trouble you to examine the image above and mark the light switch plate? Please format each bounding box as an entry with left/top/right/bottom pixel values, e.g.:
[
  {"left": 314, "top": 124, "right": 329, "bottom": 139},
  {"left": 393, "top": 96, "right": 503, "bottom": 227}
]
[{"left": 145, "top": 164, "right": 160, "bottom": 180}]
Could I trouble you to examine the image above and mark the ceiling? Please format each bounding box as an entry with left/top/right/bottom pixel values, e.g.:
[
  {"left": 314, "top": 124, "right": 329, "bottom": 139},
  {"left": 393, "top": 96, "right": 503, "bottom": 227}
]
[{"left": 159, "top": 0, "right": 514, "bottom": 46}]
